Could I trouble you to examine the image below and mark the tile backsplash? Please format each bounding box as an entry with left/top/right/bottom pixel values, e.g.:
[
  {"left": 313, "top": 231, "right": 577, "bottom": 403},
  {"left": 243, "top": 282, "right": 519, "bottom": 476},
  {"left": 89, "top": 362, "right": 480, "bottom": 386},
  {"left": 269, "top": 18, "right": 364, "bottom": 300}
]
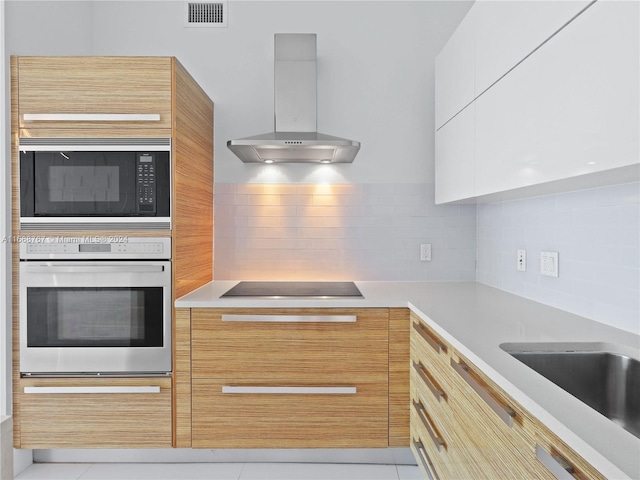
[
  {"left": 215, "top": 183, "right": 477, "bottom": 281},
  {"left": 477, "top": 182, "right": 640, "bottom": 334}
]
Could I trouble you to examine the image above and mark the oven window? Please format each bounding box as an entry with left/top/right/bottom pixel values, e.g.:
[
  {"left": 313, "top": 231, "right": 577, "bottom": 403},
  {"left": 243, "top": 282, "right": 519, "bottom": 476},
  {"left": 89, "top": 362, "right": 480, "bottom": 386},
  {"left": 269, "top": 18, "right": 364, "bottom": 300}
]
[{"left": 26, "top": 287, "right": 163, "bottom": 347}]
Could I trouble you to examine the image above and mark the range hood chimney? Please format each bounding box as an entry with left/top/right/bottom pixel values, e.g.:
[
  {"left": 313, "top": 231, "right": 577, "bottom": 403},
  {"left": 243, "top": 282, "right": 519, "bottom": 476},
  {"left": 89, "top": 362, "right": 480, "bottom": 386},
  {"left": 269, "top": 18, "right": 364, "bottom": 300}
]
[{"left": 227, "top": 34, "right": 361, "bottom": 164}]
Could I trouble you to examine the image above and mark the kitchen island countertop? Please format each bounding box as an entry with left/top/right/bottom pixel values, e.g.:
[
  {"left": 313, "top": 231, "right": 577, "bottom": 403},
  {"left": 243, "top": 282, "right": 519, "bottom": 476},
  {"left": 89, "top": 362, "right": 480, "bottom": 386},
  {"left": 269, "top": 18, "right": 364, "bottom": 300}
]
[{"left": 176, "top": 281, "right": 640, "bottom": 478}]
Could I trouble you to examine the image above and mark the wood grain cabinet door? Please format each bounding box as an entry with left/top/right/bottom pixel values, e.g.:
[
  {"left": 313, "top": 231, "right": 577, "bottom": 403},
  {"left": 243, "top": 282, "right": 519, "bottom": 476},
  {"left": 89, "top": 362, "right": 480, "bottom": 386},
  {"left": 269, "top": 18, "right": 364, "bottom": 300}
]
[
  {"left": 192, "top": 378, "right": 388, "bottom": 449},
  {"left": 191, "top": 308, "right": 389, "bottom": 383},
  {"left": 18, "top": 377, "right": 172, "bottom": 449},
  {"left": 17, "top": 56, "right": 172, "bottom": 134},
  {"left": 190, "top": 308, "right": 389, "bottom": 448}
]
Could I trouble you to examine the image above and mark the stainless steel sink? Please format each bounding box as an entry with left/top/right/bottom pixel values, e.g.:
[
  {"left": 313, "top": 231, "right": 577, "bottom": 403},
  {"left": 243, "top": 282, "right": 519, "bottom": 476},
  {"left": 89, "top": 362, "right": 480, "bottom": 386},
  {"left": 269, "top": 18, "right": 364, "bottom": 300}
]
[{"left": 500, "top": 343, "right": 640, "bottom": 439}]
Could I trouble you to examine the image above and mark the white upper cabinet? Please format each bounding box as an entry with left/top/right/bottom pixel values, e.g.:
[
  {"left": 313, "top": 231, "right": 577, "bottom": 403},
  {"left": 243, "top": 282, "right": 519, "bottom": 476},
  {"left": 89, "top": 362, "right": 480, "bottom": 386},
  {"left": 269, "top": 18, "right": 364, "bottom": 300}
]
[
  {"left": 435, "top": 103, "right": 475, "bottom": 204},
  {"left": 435, "top": 0, "right": 640, "bottom": 204},
  {"left": 435, "top": 9, "right": 477, "bottom": 130},
  {"left": 473, "top": 0, "right": 591, "bottom": 96},
  {"left": 475, "top": 0, "right": 639, "bottom": 196},
  {"left": 435, "top": 0, "right": 590, "bottom": 131}
]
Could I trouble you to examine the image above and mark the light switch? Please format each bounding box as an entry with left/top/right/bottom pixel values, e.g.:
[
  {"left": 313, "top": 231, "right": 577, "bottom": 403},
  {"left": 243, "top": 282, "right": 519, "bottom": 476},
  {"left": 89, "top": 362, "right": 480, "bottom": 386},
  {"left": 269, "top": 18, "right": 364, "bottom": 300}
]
[
  {"left": 420, "top": 243, "right": 431, "bottom": 262},
  {"left": 540, "top": 251, "right": 558, "bottom": 277}
]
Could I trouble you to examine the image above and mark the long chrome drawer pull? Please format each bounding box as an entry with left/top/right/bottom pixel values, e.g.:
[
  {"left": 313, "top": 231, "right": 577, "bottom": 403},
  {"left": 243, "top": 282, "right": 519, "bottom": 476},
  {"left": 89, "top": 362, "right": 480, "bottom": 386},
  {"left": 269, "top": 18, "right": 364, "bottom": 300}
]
[
  {"left": 412, "top": 362, "right": 445, "bottom": 402},
  {"left": 412, "top": 399, "right": 446, "bottom": 452},
  {"left": 412, "top": 438, "right": 440, "bottom": 480},
  {"left": 221, "top": 315, "right": 356, "bottom": 323},
  {"left": 22, "top": 113, "right": 161, "bottom": 122},
  {"left": 222, "top": 386, "right": 356, "bottom": 395},
  {"left": 412, "top": 322, "right": 447, "bottom": 354},
  {"left": 24, "top": 386, "right": 160, "bottom": 394},
  {"left": 536, "top": 444, "right": 575, "bottom": 479},
  {"left": 450, "top": 358, "right": 515, "bottom": 427}
]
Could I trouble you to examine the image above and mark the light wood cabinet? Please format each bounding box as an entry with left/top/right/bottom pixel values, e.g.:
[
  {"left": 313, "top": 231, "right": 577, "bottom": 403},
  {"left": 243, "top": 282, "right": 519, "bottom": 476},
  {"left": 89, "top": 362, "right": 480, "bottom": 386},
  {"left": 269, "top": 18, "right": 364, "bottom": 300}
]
[
  {"left": 192, "top": 378, "right": 387, "bottom": 449},
  {"left": 188, "top": 308, "right": 390, "bottom": 449},
  {"left": 389, "top": 308, "right": 410, "bottom": 447},
  {"left": 16, "top": 56, "right": 172, "bottom": 135},
  {"left": 18, "top": 377, "right": 172, "bottom": 449},
  {"left": 11, "top": 56, "right": 214, "bottom": 449},
  {"left": 409, "top": 313, "right": 605, "bottom": 480}
]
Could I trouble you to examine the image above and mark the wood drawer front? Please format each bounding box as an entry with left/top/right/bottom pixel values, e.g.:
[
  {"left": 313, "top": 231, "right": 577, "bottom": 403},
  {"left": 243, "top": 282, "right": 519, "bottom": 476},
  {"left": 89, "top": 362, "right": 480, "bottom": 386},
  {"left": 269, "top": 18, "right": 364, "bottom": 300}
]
[
  {"left": 410, "top": 314, "right": 450, "bottom": 372},
  {"left": 191, "top": 378, "right": 388, "bottom": 448},
  {"left": 191, "top": 308, "right": 389, "bottom": 382},
  {"left": 410, "top": 380, "right": 450, "bottom": 479},
  {"left": 18, "top": 377, "right": 172, "bottom": 449},
  {"left": 411, "top": 361, "right": 492, "bottom": 480},
  {"left": 410, "top": 422, "right": 445, "bottom": 480},
  {"left": 445, "top": 351, "right": 554, "bottom": 478},
  {"left": 534, "top": 423, "right": 605, "bottom": 480},
  {"left": 17, "top": 56, "right": 172, "bottom": 131}
]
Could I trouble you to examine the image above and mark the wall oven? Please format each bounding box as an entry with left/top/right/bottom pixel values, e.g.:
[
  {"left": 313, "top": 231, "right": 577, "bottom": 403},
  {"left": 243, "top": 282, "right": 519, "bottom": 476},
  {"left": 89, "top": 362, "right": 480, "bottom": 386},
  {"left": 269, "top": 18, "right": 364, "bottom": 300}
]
[
  {"left": 19, "top": 138, "right": 171, "bottom": 231},
  {"left": 19, "top": 237, "right": 172, "bottom": 376}
]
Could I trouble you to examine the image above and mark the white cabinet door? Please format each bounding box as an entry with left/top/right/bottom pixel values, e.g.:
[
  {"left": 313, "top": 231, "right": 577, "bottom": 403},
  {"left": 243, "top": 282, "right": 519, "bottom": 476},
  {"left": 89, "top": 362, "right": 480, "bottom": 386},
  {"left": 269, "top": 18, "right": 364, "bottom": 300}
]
[
  {"left": 475, "top": 0, "right": 639, "bottom": 197},
  {"left": 435, "top": 9, "right": 477, "bottom": 130},
  {"left": 474, "top": 0, "right": 592, "bottom": 96},
  {"left": 435, "top": 104, "right": 475, "bottom": 204}
]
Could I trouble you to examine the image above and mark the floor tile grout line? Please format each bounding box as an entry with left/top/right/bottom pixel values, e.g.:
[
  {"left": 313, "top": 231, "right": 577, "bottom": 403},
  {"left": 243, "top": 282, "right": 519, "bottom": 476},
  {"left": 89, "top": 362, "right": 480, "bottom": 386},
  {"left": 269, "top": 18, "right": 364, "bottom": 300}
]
[
  {"left": 237, "top": 461, "right": 247, "bottom": 480},
  {"left": 76, "top": 462, "right": 95, "bottom": 480}
]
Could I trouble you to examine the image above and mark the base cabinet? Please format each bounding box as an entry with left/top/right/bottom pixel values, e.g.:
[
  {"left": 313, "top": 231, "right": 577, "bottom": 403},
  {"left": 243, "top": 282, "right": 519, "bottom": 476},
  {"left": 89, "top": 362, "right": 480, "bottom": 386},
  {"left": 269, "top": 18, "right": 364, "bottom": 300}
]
[
  {"left": 409, "top": 313, "right": 605, "bottom": 480},
  {"left": 192, "top": 379, "right": 387, "bottom": 449},
  {"left": 18, "top": 377, "right": 172, "bottom": 449},
  {"left": 190, "top": 308, "right": 390, "bottom": 448}
]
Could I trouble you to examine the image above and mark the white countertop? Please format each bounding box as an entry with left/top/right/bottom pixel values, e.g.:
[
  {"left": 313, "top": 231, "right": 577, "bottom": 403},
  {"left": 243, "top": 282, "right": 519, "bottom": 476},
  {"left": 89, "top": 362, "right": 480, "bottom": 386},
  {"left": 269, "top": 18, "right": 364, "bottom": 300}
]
[{"left": 176, "top": 281, "right": 640, "bottom": 478}]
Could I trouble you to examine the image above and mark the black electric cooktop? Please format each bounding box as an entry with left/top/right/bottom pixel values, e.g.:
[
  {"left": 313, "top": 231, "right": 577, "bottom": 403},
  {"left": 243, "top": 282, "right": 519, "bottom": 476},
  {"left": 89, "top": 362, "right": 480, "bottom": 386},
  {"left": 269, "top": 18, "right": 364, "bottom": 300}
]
[{"left": 221, "top": 281, "right": 363, "bottom": 298}]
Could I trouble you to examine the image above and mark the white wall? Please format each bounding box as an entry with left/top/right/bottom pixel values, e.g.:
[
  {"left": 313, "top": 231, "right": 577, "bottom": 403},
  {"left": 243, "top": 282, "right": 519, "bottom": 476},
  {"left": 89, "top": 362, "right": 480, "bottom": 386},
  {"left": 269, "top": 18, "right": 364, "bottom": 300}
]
[
  {"left": 4, "top": 0, "right": 477, "bottom": 281},
  {"left": 4, "top": 1, "right": 94, "bottom": 55},
  {"left": 477, "top": 182, "right": 640, "bottom": 335}
]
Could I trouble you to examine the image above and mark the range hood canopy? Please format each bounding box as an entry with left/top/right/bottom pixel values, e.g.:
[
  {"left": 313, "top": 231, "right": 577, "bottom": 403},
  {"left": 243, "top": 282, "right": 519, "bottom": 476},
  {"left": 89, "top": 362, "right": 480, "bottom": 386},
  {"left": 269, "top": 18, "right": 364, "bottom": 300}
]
[{"left": 227, "top": 34, "right": 361, "bottom": 164}]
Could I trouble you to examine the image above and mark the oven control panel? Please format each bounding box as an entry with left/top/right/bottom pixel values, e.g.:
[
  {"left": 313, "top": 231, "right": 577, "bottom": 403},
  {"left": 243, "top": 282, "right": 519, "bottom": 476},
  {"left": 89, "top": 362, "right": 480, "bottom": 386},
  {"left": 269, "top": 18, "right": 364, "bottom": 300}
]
[{"left": 19, "top": 237, "right": 171, "bottom": 260}]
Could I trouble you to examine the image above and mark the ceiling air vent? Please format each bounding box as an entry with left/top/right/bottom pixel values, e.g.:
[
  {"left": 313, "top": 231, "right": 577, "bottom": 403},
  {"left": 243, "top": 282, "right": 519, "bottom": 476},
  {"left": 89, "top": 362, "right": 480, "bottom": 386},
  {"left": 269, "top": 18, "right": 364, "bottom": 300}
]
[{"left": 185, "top": 1, "right": 227, "bottom": 28}]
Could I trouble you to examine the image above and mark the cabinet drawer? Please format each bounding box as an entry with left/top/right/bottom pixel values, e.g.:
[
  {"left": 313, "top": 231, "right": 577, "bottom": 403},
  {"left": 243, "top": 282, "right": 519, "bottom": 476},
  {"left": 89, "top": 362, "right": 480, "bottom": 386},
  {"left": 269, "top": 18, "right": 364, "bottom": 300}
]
[
  {"left": 410, "top": 422, "right": 445, "bottom": 480},
  {"left": 192, "top": 308, "right": 389, "bottom": 382},
  {"left": 18, "top": 377, "right": 172, "bottom": 448},
  {"left": 17, "top": 56, "right": 172, "bottom": 132},
  {"left": 410, "top": 315, "right": 450, "bottom": 375},
  {"left": 535, "top": 424, "right": 606, "bottom": 480},
  {"left": 445, "top": 351, "right": 550, "bottom": 478},
  {"left": 191, "top": 378, "right": 388, "bottom": 448}
]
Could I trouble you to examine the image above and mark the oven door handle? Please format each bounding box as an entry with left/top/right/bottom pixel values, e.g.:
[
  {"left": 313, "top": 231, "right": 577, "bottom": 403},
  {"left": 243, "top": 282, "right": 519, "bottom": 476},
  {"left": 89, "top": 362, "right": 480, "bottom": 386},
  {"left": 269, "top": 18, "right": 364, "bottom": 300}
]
[{"left": 23, "top": 264, "right": 165, "bottom": 274}]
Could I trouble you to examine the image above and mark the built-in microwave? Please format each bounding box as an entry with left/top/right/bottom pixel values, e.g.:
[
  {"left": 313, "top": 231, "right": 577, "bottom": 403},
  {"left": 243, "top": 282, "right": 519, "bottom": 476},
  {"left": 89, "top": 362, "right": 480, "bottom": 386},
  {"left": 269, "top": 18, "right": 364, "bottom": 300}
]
[{"left": 19, "top": 138, "right": 171, "bottom": 231}]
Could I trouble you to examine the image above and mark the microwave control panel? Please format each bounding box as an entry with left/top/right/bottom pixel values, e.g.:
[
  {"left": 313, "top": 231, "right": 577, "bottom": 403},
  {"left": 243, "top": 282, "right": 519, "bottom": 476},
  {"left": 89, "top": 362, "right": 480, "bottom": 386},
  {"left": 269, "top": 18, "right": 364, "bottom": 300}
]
[{"left": 136, "top": 153, "right": 156, "bottom": 214}]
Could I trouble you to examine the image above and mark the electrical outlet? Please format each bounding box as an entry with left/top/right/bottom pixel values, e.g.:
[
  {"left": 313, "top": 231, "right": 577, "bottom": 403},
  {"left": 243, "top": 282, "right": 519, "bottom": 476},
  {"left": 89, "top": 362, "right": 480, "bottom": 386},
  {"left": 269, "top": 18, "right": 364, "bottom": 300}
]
[
  {"left": 540, "top": 251, "right": 559, "bottom": 277},
  {"left": 420, "top": 243, "right": 431, "bottom": 262},
  {"left": 517, "top": 249, "right": 526, "bottom": 272}
]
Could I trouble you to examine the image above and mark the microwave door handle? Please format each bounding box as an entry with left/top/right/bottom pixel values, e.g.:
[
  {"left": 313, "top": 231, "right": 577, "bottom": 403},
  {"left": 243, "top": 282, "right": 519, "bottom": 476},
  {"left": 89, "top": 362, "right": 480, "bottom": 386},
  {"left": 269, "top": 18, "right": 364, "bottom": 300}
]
[{"left": 23, "top": 265, "right": 165, "bottom": 274}]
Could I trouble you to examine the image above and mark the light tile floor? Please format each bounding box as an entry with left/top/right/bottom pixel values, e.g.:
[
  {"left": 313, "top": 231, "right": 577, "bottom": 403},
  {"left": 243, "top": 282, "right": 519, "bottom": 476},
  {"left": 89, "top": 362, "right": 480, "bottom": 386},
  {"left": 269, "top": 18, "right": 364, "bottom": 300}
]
[{"left": 15, "top": 462, "right": 422, "bottom": 480}]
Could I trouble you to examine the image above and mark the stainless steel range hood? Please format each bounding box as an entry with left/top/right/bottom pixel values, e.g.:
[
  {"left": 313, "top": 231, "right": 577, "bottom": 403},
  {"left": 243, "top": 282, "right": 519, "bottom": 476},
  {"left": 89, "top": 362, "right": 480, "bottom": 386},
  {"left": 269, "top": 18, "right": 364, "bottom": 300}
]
[{"left": 227, "top": 34, "right": 360, "bottom": 164}]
